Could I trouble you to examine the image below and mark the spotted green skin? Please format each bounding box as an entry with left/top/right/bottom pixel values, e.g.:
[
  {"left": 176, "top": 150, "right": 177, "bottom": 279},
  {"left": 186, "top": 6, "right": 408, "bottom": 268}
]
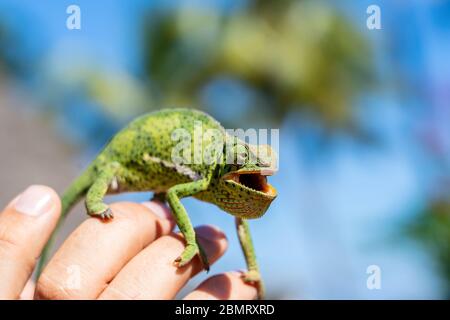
[
  {"left": 37, "top": 108, "right": 275, "bottom": 299},
  {"left": 97, "top": 109, "right": 222, "bottom": 193}
]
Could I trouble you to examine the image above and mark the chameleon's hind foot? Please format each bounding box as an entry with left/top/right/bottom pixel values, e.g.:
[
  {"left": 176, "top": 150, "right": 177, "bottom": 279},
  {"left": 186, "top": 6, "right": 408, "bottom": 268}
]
[
  {"left": 242, "top": 270, "right": 261, "bottom": 283},
  {"left": 174, "top": 242, "right": 210, "bottom": 271},
  {"left": 87, "top": 203, "right": 114, "bottom": 220},
  {"left": 99, "top": 208, "right": 114, "bottom": 219},
  {"left": 242, "top": 270, "right": 265, "bottom": 300}
]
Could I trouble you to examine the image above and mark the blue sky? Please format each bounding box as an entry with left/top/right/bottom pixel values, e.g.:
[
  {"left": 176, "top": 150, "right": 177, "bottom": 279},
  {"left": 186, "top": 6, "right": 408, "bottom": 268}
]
[{"left": 0, "top": 0, "right": 448, "bottom": 298}]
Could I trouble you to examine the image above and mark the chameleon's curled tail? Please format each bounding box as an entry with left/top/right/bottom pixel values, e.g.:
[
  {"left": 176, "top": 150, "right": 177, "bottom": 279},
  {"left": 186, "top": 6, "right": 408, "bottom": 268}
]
[{"left": 35, "top": 165, "right": 96, "bottom": 278}]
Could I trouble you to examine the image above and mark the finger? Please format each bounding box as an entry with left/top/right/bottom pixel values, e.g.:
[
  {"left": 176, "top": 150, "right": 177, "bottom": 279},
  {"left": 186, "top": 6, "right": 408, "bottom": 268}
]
[
  {"left": 0, "top": 185, "right": 61, "bottom": 299},
  {"left": 35, "top": 201, "right": 175, "bottom": 300},
  {"left": 98, "top": 225, "right": 228, "bottom": 300},
  {"left": 184, "top": 272, "right": 258, "bottom": 300}
]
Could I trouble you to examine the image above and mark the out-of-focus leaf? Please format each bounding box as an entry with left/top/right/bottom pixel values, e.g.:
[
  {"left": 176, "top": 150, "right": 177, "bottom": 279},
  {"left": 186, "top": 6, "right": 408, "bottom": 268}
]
[
  {"left": 142, "top": 1, "right": 374, "bottom": 130},
  {"left": 408, "top": 200, "right": 450, "bottom": 297}
]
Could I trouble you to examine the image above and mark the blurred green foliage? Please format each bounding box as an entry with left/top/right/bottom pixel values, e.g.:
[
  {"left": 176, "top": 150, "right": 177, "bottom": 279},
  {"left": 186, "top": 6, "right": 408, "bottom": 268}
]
[
  {"left": 409, "top": 201, "right": 450, "bottom": 297},
  {"left": 142, "top": 0, "right": 373, "bottom": 128}
]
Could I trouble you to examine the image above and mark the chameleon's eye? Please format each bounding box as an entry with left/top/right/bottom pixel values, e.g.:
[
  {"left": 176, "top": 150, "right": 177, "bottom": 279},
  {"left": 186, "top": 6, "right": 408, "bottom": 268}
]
[{"left": 236, "top": 149, "right": 248, "bottom": 165}]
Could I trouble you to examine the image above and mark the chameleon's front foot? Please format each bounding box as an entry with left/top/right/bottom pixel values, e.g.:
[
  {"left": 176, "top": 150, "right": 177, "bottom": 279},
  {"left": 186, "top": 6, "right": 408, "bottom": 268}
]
[
  {"left": 174, "top": 242, "right": 210, "bottom": 271},
  {"left": 87, "top": 203, "right": 114, "bottom": 220},
  {"left": 242, "top": 270, "right": 265, "bottom": 300}
]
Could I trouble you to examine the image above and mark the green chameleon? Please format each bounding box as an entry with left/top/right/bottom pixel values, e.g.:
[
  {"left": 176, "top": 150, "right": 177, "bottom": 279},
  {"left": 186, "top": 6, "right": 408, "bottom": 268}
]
[{"left": 37, "top": 108, "right": 277, "bottom": 299}]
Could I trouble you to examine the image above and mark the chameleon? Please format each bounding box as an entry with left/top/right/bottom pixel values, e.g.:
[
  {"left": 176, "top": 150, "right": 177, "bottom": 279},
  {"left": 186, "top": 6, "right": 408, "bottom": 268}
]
[{"left": 36, "top": 108, "right": 277, "bottom": 299}]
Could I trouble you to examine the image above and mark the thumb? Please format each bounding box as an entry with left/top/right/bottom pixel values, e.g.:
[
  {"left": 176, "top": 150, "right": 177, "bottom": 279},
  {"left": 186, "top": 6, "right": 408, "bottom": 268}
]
[{"left": 0, "top": 185, "right": 61, "bottom": 299}]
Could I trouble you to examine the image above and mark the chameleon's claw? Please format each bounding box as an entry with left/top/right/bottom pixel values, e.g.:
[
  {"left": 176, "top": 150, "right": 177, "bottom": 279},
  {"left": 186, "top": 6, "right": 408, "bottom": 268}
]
[
  {"left": 92, "top": 207, "right": 114, "bottom": 220},
  {"left": 87, "top": 202, "right": 114, "bottom": 220},
  {"left": 173, "top": 243, "right": 210, "bottom": 271},
  {"left": 102, "top": 208, "right": 114, "bottom": 219},
  {"left": 241, "top": 270, "right": 261, "bottom": 283},
  {"left": 173, "top": 248, "right": 196, "bottom": 268},
  {"left": 173, "top": 256, "right": 184, "bottom": 267},
  {"left": 241, "top": 270, "right": 265, "bottom": 299}
]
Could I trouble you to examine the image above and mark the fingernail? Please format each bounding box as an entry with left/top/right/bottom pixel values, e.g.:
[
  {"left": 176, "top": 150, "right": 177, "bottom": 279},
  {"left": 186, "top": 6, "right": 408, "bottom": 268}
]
[
  {"left": 14, "top": 185, "right": 53, "bottom": 216},
  {"left": 141, "top": 201, "right": 173, "bottom": 220},
  {"left": 232, "top": 269, "right": 245, "bottom": 275},
  {"left": 229, "top": 270, "right": 246, "bottom": 278}
]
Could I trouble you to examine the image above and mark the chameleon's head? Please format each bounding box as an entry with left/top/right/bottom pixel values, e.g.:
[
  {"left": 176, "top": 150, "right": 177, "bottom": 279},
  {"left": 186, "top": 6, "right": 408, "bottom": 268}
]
[{"left": 206, "top": 142, "right": 278, "bottom": 219}]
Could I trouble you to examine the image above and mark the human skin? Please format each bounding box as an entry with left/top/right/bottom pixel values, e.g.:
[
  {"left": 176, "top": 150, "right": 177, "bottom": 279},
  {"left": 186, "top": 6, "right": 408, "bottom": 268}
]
[{"left": 0, "top": 185, "right": 257, "bottom": 300}]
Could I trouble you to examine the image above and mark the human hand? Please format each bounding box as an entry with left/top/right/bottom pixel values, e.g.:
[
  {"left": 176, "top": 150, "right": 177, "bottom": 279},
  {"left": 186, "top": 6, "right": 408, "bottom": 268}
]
[{"left": 0, "top": 185, "right": 258, "bottom": 300}]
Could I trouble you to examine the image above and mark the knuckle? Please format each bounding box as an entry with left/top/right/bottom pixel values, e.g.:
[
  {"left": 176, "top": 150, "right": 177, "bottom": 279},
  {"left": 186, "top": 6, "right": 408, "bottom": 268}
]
[
  {"left": 110, "top": 202, "right": 140, "bottom": 218},
  {"left": 0, "top": 237, "right": 21, "bottom": 257},
  {"left": 0, "top": 225, "right": 31, "bottom": 261},
  {"left": 0, "top": 238, "right": 35, "bottom": 274},
  {"left": 110, "top": 202, "right": 157, "bottom": 226},
  {"left": 0, "top": 221, "right": 24, "bottom": 249},
  {"left": 0, "top": 224, "right": 37, "bottom": 276}
]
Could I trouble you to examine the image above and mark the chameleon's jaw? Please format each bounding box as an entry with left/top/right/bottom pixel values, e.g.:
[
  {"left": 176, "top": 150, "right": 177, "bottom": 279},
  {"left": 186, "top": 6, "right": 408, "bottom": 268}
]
[
  {"left": 223, "top": 170, "right": 277, "bottom": 198},
  {"left": 216, "top": 169, "right": 277, "bottom": 219}
]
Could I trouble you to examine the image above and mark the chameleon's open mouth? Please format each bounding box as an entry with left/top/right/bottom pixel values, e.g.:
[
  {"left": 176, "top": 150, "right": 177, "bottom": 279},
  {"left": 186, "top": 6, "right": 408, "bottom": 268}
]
[{"left": 224, "top": 170, "right": 277, "bottom": 197}]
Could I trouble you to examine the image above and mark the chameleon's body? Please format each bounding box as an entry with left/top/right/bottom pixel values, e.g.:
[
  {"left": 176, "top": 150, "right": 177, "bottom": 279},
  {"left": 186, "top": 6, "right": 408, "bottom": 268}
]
[{"left": 37, "top": 108, "right": 277, "bottom": 299}]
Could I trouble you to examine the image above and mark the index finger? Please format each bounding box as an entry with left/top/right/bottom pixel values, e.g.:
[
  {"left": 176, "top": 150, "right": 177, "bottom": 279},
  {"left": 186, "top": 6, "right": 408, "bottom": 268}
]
[{"left": 35, "top": 201, "right": 175, "bottom": 299}]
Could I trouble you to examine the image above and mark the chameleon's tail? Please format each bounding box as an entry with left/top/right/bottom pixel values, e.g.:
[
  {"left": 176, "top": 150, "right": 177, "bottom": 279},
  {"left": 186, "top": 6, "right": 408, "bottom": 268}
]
[{"left": 35, "top": 165, "right": 96, "bottom": 278}]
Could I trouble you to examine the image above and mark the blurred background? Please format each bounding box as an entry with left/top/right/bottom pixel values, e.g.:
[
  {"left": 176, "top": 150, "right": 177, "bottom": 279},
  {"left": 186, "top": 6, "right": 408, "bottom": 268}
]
[{"left": 0, "top": 0, "right": 449, "bottom": 299}]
